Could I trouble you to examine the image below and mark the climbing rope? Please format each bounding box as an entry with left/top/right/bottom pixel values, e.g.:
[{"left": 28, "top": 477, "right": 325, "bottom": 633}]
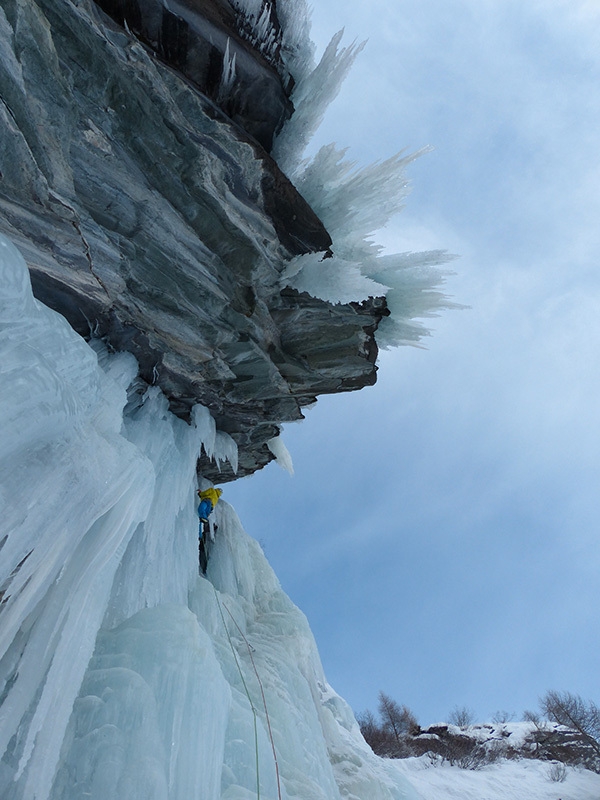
[
  {"left": 212, "top": 583, "right": 282, "bottom": 800},
  {"left": 213, "top": 584, "right": 261, "bottom": 800},
  {"left": 222, "top": 602, "right": 283, "bottom": 800}
]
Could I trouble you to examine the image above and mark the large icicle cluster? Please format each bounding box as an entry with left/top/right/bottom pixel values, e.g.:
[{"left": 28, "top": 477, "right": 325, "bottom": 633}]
[
  {"left": 0, "top": 235, "right": 418, "bottom": 800},
  {"left": 0, "top": 235, "right": 229, "bottom": 799},
  {"left": 279, "top": 140, "right": 455, "bottom": 346},
  {"left": 270, "top": 27, "right": 456, "bottom": 348},
  {"left": 229, "top": 0, "right": 315, "bottom": 87},
  {"left": 280, "top": 140, "right": 455, "bottom": 346},
  {"left": 272, "top": 31, "right": 366, "bottom": 174}
]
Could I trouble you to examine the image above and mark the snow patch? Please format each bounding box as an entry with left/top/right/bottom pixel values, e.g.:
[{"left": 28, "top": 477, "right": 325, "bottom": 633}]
[{"left": 393, "top": 755, "right": 600, "bottom": 800}]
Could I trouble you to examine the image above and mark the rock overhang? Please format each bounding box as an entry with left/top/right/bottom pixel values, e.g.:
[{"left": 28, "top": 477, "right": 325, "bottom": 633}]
[{"left": 0, "top": 0, "right": 388, "bottom": 479}]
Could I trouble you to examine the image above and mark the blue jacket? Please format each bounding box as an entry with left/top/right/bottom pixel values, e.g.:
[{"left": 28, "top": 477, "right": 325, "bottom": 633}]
[{"left": 198, "top": 499, "right": 213, "bottom": 521}]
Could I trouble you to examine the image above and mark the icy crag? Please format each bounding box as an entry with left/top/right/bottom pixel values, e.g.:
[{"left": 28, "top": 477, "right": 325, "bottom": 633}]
[
  {"left": 0, "top": 236, "right": 418, "bottom": 800},
  {"left": 0, "top": 0, "right": 389, "bottom": 479},
  {"left": 0, "top": 0, "right": 455, "bottom": 797}
]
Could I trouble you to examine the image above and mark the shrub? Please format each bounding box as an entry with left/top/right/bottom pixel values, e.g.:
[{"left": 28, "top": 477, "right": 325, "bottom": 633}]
[
  {"left": 548, "top": 762, "right": 567, "bottom": 783},
  {"left": 491, "top": 710, "right": 515, "bottom": 724}
]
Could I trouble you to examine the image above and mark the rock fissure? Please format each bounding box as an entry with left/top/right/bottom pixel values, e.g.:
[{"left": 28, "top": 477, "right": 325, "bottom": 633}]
[{"left": 48, "top": 189, "right": 113, "bottom": 299}]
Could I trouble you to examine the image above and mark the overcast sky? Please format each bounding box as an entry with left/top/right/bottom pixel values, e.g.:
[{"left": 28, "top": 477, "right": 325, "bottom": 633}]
[{"left": 226, "top": 0, "right": 600, "bottom": 726}]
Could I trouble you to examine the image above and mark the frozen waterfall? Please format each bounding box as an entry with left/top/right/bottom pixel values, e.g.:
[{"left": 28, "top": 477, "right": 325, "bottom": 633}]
[{"left": 0, "top": 236, "right": 419, "bottom": 799}]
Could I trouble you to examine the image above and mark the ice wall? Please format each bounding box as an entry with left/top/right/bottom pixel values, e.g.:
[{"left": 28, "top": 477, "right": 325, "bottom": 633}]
[{"left": 0, "top": 235, "right": 420, "bottom": 799}]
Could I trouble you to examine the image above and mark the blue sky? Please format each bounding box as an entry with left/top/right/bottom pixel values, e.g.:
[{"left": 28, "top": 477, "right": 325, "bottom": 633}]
[{"left": 227, "top": 0, "right": 600, "bottom": 726}]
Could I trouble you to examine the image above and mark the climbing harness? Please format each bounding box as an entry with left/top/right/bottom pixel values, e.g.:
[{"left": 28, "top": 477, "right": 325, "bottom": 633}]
[{"left": 212, "top": 584, "right": 282, "bottom": 800}]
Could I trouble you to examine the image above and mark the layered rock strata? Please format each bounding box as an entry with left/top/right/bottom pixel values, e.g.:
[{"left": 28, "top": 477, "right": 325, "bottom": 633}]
[
  {"left": 94, "top": 0, "right": 293, "bottom": 151},
  {"left": 0, "top": 0, "right": 387, "bottom": 479}
]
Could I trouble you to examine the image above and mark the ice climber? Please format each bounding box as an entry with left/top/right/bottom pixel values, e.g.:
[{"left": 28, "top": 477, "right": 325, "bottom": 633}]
[
  {"left": 197, "top": 487, "right": 222, "bottom": 528},
  {"left": 197, "top": 487, "right": 222, "bottom": 574}
]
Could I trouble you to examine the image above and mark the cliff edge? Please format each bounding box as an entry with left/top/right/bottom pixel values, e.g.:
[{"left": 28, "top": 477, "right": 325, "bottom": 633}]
[{"left": 0, "top": 0, "right": 388, "bottom": 479}]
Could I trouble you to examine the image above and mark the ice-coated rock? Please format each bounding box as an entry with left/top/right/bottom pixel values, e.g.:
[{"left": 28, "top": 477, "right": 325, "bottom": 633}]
[
  {"left": 94, "top": 0, "right": 294, "bottom": 151},
  {"left": 0, "top": 0, "right": 387, "bottom": 478}
]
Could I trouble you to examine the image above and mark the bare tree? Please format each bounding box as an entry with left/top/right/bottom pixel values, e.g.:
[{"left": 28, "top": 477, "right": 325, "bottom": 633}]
[
  {"left": 491, "top": 710, "right": 515, "bottom": 724},
  {"left": 377, "top": 692, "right": 419, "bottom": 756},
  {"left": 356, "top": 709, "right": 377, "bottom": 739},
  {"left": 523, "top": 709, "right": 543, "bottom": 726},
  {"left": 540, "top": 690, "right": 600, "bottom": 770},
  {"left": 357, "top": 709, "right": 387, "bottom": 753},
  {"left": 448, "top": 705, "right": 476, "bottom": 728},
  {"left": 541, "top": 692, "right": 600, "bottom": 748}
]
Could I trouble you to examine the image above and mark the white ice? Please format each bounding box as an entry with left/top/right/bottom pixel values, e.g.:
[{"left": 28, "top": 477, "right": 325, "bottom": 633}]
[
  {"left": 266, "top": 436, "right": 294, "bottom": 476},
  {"left": 2, "top": 239, "right": 599, "bottom": 800},
  {"left": 278, "top": 145, "right": 456, "bottom": 345},
  {"left": 229, "top": 0, "right": 315, "bottom": 84},
  {"left": 0, "top": 236, "right": 421, "bottom": 800},
  {"left": 272, "top": 32, "right": 366, "bottom": 177},
  {"left": 271, "top": 33, "right": 457, "bottom": 346}
]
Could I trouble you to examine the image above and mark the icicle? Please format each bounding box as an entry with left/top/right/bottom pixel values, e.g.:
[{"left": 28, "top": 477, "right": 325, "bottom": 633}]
[
  {"left": 192, "top": 404, "right": 217, "bottom": 462},
  {"left": 272, "top": 31, "right": 366, "bottom": 176},
  {"left": 214, "top": 430, "right": 239, "bottom": 475},
  {"left": 267, "top": 436, "right": 294, "bottom": 475},
  {"left": 218, "top": 38, "right": 237, "bottom": 104}
]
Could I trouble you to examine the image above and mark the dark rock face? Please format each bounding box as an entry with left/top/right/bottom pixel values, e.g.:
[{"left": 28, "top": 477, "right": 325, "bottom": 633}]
[
  {"left": 199, "top": 291, "right": 388, "bottom": 481},
  {"left": 94, "top": 0, "right": 293, "bottom": 151},
  {"left": 0, "top": 0, "right": 386, "bottom": 480}
]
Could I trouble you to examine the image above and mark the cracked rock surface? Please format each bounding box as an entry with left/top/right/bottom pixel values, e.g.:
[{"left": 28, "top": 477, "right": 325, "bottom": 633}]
[{"left": 0, "top": 0, "right": 387, "bottom": 479}]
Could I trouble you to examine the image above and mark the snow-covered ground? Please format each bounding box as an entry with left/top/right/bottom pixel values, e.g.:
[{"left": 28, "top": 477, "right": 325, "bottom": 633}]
[{"left": 392, "top": 756, "right": 600, "bottom": 800}]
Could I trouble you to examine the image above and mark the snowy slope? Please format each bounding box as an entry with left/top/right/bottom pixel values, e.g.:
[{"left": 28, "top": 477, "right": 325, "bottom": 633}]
[{"left": 393, "top": 757, "right": 600, "bottom": 800}]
